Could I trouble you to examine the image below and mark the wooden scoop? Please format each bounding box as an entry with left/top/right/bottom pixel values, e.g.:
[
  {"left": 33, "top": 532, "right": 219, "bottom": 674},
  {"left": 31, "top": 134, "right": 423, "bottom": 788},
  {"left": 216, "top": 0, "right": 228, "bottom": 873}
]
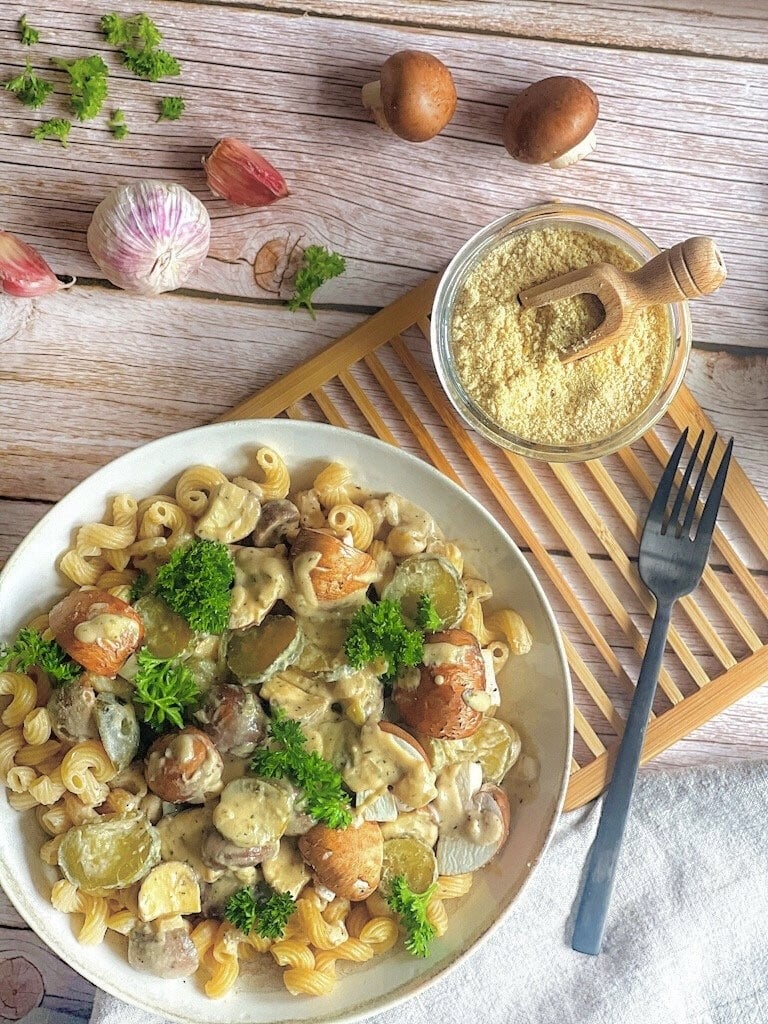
[{"left": 517, "top": 236, "right": 726, "bottom": 364}]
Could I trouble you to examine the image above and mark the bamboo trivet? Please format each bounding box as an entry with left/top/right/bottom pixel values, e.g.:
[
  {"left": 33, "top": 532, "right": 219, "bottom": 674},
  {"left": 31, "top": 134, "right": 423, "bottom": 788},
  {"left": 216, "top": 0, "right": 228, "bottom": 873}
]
[{"left": 219, "top": 275, "right": 768, "bottom": 810}]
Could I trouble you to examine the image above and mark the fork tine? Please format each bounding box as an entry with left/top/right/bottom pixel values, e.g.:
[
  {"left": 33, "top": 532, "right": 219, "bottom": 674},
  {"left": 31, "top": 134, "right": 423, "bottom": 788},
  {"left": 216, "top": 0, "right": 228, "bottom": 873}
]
[
  {"left": 693, "top": 437, "right": 734, "bottom": 546},
  {"left": 681, "top": 433, "right": 718, "bottom": 537},
  {"left": 668, "top": 430, "right": 704, "bottom": 533},
  {"left": 646, "top": 429, "right": 688, "bottom": 527}
]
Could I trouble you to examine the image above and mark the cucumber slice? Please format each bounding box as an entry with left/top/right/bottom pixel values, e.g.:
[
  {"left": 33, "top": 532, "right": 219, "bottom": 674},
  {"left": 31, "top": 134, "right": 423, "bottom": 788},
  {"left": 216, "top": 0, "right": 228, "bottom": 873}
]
[
  {"left": 58, "top": 813, "right": 161, "bottom": 890},
  {"left": 381, "top": 836, "right": 438, "bottom": 896},
  {"left": 382, "top": 554, "right": 467, "bottom": 629},
  {"left": 135, "top": 595, "right": 193, "bottom": 660},
  {"left": 225, "top": 614, "right": 304, "bottom": 686}
]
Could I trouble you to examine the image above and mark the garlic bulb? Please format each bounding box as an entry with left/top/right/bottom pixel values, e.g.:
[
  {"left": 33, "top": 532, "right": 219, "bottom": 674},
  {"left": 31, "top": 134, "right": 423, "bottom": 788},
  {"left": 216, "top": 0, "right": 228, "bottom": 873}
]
[{"left": 87, "top": 180, "right": 211, "bottom": 296}]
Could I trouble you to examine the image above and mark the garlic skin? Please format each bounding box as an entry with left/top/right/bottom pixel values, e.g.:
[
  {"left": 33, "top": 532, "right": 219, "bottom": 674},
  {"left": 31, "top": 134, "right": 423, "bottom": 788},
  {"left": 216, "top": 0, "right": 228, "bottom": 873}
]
[
  {"left": 87, "top": 180, "right": 211, "bottom": 296},
  {"left": 0, "top": 231, "right": 75, "bottom": 297},
  {"left": 203, "top": 138, "right": 289, "bottom": 208}
]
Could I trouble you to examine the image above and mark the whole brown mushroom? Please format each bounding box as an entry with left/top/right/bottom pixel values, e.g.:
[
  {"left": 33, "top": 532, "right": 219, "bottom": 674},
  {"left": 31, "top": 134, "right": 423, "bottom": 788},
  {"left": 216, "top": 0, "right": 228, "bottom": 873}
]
[
  {"left": 362, "top": 50, "right": 457, "bottom": 143},
  {"left": 502, "top": 76, "right": 599, "bottom": 168}
]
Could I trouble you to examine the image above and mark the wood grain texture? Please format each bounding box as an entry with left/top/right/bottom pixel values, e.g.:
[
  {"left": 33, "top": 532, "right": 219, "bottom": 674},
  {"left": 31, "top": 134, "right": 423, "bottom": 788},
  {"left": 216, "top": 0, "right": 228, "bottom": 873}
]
[
  {"left": 0, "top": 285, "right": 766, "bottom": 523},
  {"left": 246, "top": 0, "right": 768, "bottom": 60},
  {"left": 0, "top": 2, "right": 765, "bottom": 350}
]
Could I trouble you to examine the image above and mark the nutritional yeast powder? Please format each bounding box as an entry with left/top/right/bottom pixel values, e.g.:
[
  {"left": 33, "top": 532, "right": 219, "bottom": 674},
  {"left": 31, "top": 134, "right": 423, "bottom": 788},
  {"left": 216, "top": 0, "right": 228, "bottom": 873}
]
[{"left": 451, "top": 226, "right": 672, "bottom": 446}]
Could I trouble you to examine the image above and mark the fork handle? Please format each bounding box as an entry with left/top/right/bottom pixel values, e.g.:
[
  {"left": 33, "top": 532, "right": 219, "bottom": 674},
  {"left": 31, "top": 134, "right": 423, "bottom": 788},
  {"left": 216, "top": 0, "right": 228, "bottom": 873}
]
[{"left": 571, "top": 598, "right": 673, "bottom": 955}]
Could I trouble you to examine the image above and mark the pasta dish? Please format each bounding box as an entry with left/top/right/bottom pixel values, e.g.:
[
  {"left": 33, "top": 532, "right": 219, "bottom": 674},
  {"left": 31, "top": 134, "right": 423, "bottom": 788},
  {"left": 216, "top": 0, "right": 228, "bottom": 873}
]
[{"left": 0, "top": 446, "right": 534, "bottom": 999}]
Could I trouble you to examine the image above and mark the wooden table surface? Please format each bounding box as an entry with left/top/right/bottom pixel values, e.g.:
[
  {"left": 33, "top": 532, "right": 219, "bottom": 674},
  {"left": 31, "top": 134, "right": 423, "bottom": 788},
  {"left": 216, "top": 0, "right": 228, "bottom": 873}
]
[{"left": 0, "top": 1, "right": 766, "bottom": 1019}]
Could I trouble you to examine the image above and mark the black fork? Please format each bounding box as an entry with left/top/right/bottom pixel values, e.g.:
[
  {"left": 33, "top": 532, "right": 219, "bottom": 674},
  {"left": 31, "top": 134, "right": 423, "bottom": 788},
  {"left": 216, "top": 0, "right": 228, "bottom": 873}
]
[{"left": 572, "top": 429, "right": 733, "bottom": 956}]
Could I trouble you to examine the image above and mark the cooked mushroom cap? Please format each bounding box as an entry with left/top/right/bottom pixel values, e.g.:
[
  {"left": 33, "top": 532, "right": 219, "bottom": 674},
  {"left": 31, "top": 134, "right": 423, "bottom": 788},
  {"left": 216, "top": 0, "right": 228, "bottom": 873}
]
[
  {"left": 298, "top": 819, "right": 383, "bottom": 900},
  {"left": 393, "top": 628, "right": 486, "bottom": 739},
  {"left": 373, "top": 50, "right": 457, "bottom": 143},
  {"left": 502, "top": 75, "right": 599, "bottom": 166}
]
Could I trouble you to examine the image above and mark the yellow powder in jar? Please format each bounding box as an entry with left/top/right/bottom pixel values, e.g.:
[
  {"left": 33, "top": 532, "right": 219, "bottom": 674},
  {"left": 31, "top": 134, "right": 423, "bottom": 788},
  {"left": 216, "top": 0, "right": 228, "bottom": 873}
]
[{"left": 450, "top": 226, "right": 673, "bottom": 446}]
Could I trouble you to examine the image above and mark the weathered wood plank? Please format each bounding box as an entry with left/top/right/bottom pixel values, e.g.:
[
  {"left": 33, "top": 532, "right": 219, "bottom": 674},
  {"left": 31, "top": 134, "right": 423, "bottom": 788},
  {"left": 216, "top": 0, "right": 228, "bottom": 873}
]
[
  {"left": 0, "top": 286, "right": 765, "bottom": 509},
  {"left": 245, "top": 0, "right": 768, "bottom": 61},
  {"left": 0, "top": 2, "right": 765, "bottom": 348},
  {"left": 0, "top": 920, "right": 95, "bottom": 1019}
]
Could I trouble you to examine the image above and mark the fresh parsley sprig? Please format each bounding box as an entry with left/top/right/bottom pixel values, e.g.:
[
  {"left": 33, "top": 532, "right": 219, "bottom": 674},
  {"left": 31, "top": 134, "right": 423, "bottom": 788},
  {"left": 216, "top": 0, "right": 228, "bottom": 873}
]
[
  {"left": 250, "top": 708, "right": 352, "bottom": 829},
  {"left": 100, "top": 11, "right": 181, "bottom": 82},
  {"left": 157, "top": 95, "right": 184, "bottom": 121},
  {"left": 287, "top": 245, "right": 346, "bottom": 318},
  {"left": 108, "top": 108, "right": 128, "bottom": 139},
  {"left": 5, "top": 60, "right": 53, "bottom": 108},
  {"left": 0, "top": 627, "right": 81, "bottom": 684},
  {"left": 386, "top": 875, "right": 438, "bottom": 958},
  {"left": 225, "top": 884, "right": 296, "bottom": 940},
  {"left": 344, "top": 599, "right": 423, "bottom": 683},
  {"left": 53, "top": 55, "right": 109, "bottom": 121},
  {"left": 32, "top": 117, "right": 71, "bottom": 145},
  {"left": 18, "top": 15, "right": 40, "bottom": 47},
  {"left": 153, "top": 539, "right": 234, "bottom": 634},
  {"left": 132, "top": 648, "right": 199, "bottom": 730}
]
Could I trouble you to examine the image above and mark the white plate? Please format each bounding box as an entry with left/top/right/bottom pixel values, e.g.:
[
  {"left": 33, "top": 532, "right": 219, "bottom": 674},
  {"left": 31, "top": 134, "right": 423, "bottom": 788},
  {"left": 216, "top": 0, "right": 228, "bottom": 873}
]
[{"left": 0, "top": 420, "right": 572, "bottom": 1024}]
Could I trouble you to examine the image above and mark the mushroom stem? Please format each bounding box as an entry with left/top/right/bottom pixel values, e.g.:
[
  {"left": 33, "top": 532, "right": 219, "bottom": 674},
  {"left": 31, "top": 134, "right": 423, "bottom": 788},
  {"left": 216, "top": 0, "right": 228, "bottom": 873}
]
[
  {"left": 361, "top": 80, "right": 391, "bottom": 132},
  {"left": 549, "top": 127, "right": 597, "bottom": 168}
]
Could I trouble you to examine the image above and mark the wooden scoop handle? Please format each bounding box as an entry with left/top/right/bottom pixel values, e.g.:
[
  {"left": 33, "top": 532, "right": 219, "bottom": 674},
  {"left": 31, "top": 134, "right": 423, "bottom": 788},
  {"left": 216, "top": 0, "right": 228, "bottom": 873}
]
[{"left": 628, "top": 236, "right": 726, "bottom": 306}]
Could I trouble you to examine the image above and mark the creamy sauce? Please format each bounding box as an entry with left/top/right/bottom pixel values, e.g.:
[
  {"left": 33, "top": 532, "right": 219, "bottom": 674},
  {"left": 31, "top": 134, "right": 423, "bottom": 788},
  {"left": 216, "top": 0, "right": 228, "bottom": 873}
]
[
  {"left": 213, "top": 778, "right": 293, "bottom": 848},
  {"left": 157, "top": 806, "right": 220, "bottom": 883},
  {"left": 463, "top": 690, "right": 493, "bottom": 713},
  {"left": 74, "top": 610, "right": 140, "bottom": 647},
  {"left": 433, "top": 762, "right": 503, "bottom": 847},
  {"left": 262, "top": 839, "right": 311, "bottom": 899},
  {"left": 229, "top": 547, "right": 292, "bottom": 629},
  {"left": 422, "top": 641, "right": 473, "bottom": 669},
  {"left": 343, "top": 723, "right": 437, "bottom": 812}
]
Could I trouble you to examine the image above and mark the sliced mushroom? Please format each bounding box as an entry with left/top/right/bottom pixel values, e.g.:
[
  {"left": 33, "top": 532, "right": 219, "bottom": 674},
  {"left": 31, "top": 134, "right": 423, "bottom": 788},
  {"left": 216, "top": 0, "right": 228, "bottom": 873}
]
[
  {"left": 128, "top": 921, "right": 199, "bottom": 979},
  {"left": 47, "top": 680, "right": 99, "bottom": 743},
  {"left": 195, "top": 480, "right": 261, "bottom": 543},
  {"left": 432, "top": 761, "right": 510, "bottom": 875},
  {"left": 94, "top": 693, "right": 140, "bottom": 771},
  {"left": 362, "top": 50, "right": 457, "bottom": 142},
  {"left": 200, "top": 828, "right": 279, "bottom": 870},
  {"left": 145, "top": 728, "right": 224, "bottom": 804},
  {"left": 193, "top": 682, "right": 267, "bottom": 756},
  {"left": 298, "top": 819, "right": 383, "bottom": 901},
  {"left": 502, "top": 75, "right": 599, "bottom": 168},
  {"left": 393, "top": 628, "right": 486, "bottom": 739},
  {"left": 251, "top": 499, "right": 300, "bottom": 547},
  {"left": 290, "top": 529, "right": 378, "bottom": 606},
  {"left": 49, "top": 589, "right": 144, "bottom": 676},
  {"left": 138, "top": 861, "right": 201, "bottom": 921}
]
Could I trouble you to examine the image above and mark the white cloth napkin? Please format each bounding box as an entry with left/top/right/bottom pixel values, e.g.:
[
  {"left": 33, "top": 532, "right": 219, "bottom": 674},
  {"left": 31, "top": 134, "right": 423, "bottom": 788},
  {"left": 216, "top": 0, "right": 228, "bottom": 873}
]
[{"left": 90, "top": 760, "right": 768, "bottom": 1024}]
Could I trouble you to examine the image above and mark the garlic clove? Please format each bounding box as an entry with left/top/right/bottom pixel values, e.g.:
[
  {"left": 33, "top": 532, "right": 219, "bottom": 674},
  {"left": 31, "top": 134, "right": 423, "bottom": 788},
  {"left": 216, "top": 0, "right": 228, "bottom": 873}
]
[
  {"left": 202, "top": 137, "right": 289, "bottom": 208},
  {"left": 0, "top": 231, "right": 74, "bottom": 297}
]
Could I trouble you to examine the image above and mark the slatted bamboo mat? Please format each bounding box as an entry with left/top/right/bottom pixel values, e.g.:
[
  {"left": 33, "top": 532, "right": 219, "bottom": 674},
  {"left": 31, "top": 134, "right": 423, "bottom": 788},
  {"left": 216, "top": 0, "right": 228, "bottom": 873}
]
[{"left": 219, "top": 275, "right": 768, "bottom": 810}]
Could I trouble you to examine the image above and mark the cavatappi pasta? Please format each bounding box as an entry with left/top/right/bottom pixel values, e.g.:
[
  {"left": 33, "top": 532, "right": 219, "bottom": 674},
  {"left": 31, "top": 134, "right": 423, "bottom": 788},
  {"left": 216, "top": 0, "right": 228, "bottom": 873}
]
[{"left": 0, "top": 447, "right": 536, "bottom": 999}]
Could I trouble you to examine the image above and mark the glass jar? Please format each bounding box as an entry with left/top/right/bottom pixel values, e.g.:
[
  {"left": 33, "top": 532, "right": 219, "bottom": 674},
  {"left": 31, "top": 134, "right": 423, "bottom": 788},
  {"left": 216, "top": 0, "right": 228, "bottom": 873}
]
[{"left": 430, "top": 201, "right": 692, "bottom": 462}]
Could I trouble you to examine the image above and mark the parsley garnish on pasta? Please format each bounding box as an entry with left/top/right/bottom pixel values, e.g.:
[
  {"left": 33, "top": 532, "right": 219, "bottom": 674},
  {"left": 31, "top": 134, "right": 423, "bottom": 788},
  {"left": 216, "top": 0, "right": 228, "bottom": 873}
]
[
  {"left": 250, "top": 708, "right": 353, "bottom": 829},
  {"left": 225, "top": 884, "right": 296, "bottom": 939},
  {"left": 152, "top": 538, "right": 234, "bottom": 634},
  {"left": 0, "top": 627, "right": 81, "bottom": 684}
]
